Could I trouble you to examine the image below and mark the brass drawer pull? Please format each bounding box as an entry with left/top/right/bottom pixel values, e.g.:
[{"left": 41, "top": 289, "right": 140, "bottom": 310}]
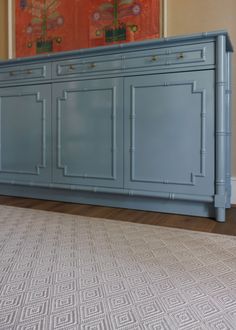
[
  {"left": 177, "top": 53, "right": 184, "bottom": 59},
  {"left": 69, "top": 64, "right": 75, "bottom": 71},
  {"left": 89, "top": 63, "right": 96, "bottom": 69},
  {"left": 151, "top": 56, "right": 158, "bottom": 62}
]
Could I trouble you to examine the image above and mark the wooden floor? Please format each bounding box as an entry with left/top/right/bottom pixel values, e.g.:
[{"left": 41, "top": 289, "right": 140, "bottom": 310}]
[{"left": 0, "top": 195, "right": 236, "bottom": 236}]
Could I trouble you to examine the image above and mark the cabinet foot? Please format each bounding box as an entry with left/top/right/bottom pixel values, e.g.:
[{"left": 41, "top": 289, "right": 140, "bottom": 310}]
[{"left": 216, "top": 207, "right": 226, "bottom": 222}]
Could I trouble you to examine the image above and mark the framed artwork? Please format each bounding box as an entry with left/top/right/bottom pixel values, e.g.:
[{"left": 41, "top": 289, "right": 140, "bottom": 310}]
[{"left": 9, "top": 0, "right": 167, "bottom": 58}]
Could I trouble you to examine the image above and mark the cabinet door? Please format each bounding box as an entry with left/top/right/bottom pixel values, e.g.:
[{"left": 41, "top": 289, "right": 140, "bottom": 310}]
[
  {"left": 124, "top": 71, "right": 215, "bottom": 195},
  {"left": 0, "top": 85, "right": 51, "bottom": 183},
  {"left": 52, "top": 78, "right": 123, "bottom": 188}
]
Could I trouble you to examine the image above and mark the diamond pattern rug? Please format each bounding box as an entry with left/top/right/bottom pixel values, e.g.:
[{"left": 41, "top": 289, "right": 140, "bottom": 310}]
[{"left": 0, "top": 205, "right": 236, "bottom": 329}]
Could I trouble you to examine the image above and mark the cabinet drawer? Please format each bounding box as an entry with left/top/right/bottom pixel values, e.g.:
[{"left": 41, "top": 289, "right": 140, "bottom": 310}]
[
  {"left": 0, "top": 63, "right": 51, "bottom": 85},
  {"left": 53, "top": 55, "right": 122, "bottom": 79},
  {"left": 124, "top": 42, "right": 214, "bottom": 71}
]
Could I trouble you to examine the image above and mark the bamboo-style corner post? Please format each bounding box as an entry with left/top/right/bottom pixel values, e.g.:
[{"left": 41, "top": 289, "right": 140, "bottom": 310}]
[{"left": 215, "top": 35, "right": 227, "bottom": 222}]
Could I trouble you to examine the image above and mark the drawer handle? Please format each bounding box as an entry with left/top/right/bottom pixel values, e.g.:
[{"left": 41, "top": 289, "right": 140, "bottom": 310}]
[
  {"left": 177, "top": 53, "right": 184, "bottom": 59},
  {"left": 89, "top": 63, "right": 96, "bottom": 69},
  {"left": 69, "top": 64, "right": 75, "bottom": 71},
  {"left": 151, "top": 56, "right": 158, "bottom": 62},
  {"left": 9, "top": 71, "right": 15, "bottom": 76},
  {"left": 26, "top": 69, "right": 32, "bottom": 75}
]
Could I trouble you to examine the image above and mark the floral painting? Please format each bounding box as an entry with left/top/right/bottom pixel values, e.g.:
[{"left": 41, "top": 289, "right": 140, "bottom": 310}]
[{"left": 15, "top": 0, "right": 161, "bottom": 57}]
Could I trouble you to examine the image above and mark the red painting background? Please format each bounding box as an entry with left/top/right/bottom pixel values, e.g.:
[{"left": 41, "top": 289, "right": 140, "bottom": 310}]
[{"left": 15, "top": 0, "right": 161, "bottom": 58}]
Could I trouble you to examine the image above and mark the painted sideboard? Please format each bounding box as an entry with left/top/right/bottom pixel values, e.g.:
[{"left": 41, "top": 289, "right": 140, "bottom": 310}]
[{"left": 0, "top": 31, "right": 233, "bottom": 222}]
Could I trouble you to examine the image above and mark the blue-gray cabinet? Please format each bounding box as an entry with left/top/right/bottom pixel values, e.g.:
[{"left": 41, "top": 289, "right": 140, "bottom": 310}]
[{"left": 0, "top": 31, "right": 233, "bottom": 222}]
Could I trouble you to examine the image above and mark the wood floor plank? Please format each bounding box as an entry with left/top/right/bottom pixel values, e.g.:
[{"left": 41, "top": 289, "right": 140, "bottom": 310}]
[{"left": 0, "top": 195, "right": 235, "bottom": 236}]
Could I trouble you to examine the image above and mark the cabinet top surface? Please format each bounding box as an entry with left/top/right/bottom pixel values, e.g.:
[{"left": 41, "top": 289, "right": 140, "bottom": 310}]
[{"left": 0, "top": 30, "right": 233, "bottom": 66}]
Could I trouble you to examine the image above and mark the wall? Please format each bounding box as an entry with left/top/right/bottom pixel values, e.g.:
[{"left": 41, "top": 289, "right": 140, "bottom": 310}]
[
  {"left": 0, "top": 0, "right": 8, "bottom": 59},
  {"left": 167, "top": 0, "right": 236, "bottom": 179}
]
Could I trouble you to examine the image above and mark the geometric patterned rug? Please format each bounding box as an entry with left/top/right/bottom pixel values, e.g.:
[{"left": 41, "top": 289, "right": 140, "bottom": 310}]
[{"left": 0, "top": 205, "right": 236, "bottom": 330}]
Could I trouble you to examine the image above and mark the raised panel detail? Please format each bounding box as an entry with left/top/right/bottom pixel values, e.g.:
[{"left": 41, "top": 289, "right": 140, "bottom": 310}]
[
  {"left": 0, "top": 85, "right": 51, "bottom": 183},
  {"left": 57, "top": 88, "right": 116, "bottom": 179},
  {"left": 52, "top": 78, "right": 123, "bottom": 188},
  {"left": 124, "top": 71, "right": 214, "bottom": 195}
]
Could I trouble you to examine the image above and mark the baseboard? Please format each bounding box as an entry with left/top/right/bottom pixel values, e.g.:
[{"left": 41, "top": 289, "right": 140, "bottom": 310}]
[{"left": 232, "top": 177, "right": 236, "bottom": 205}]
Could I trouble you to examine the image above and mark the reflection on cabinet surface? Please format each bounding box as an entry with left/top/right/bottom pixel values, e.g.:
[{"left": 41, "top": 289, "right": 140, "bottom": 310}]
[{"left": 0, "top": 31, "right": 233, "bottom": 222}]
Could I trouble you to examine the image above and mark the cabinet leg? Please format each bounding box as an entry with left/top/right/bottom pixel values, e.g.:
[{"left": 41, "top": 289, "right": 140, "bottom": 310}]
[{"left": 216, "top": 207, "right": 226, "bottom": 222}]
